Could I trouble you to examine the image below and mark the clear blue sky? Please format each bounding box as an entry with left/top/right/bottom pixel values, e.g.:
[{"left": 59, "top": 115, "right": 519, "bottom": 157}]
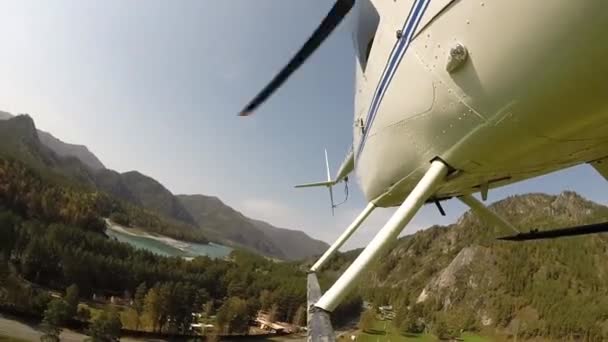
[{"left": 1, "top": 1, "right": 607, "bottom": 249}]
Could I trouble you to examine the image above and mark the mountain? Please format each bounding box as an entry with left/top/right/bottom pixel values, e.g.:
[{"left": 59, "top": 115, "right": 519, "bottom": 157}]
[
  {"left": 0, "top": 114, "right": 51, "bottom": 164},
  {"left": 0, "top": 115, "right": 96, "bottom": 185},
  {"left": 249, "top": 218, "right": 329, "bottom": 261},
  {"left": 177, "top": 194, "right": 329, "bottom": 260},
  {"left": 0, "top": 113, "right": 328, "bottom": 260},
  {"left": 93, "top": 168, "right": 141, "bottom": 205},
  {"left": 113, "top": 171, "right": 196, "bottom": 225},
  {"left": 0, "top": 115, "right": 206, "bottom": 243},
  {"left": 0, "top": 111, "right": 105, "bottom": 170},
  {"left": 338, "top": 192, "right": 608, "bottom": 340},
  {"left": 37, "top": 130, "right": 105, "bottom": 170},
  {"left": 0, "top": 110, "right": 13, "bottom": 120}
]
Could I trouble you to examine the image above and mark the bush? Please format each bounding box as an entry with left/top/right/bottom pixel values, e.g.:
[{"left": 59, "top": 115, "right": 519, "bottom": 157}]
[
  {"left": 87, "top": 309, "right": 122, "bottom": 342},
  {"left": 358, "top": 309, "right": 376, "bottom": 333},
  {"left": 109, "top": 212, "right": 130, "bottom": 227},
  {"left": 77, "top": 305, "right": 91, "bottom": 321}
]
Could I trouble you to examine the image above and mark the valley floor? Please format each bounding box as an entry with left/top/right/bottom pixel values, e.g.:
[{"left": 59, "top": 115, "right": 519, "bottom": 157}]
[
  {"left": 105, "top": 220, "right": 232, "bottom": 259},
  {"left": 0, "top": 314, "right": 147, "bottom": 342},
  {"left": 350, "top": 319, "right": 497, "bottom": 342}
]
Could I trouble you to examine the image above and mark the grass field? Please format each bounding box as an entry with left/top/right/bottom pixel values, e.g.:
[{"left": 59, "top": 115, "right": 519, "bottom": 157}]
[
  {"left": 0, "top": 334, "right": 30, "bottom": 342},
  {"left": 353, "top": 319, "right": 492, "bottom": 342}
]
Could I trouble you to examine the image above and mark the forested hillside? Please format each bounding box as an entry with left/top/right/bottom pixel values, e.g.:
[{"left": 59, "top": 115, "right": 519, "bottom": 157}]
[
  {"left": 0, "top": 113, "right": 328, "bottom": 260},
  {"left": 331, "top": 192, "right": 608, "bottom": 340},
  {"left": 0, "top": 114, "right": 328, "bottom": 259},
  {"left": 0, "top": 113, "right": 359, "bottom": 338},
  {"left": 0, "top": 144, "right": 356, "bottom": 334},
  {"left": 178, "top": 195, "right": 329, "bottom": 260},
  {"left": 0, "top": 207, "right": 307, "bottom": 334},
  {"left": 0, "top": 154, "right": 208, "bottom": 243},
  {"left": 0, "top": 111, "right": 105, "bottom": 170}
]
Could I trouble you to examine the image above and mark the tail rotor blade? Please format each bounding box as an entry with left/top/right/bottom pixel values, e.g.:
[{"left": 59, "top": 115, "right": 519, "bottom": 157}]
[
  {"left": 329, "top": 185, "right": 335, "bottom": 216},
  {"left": 324, "top": 149, "right": 331, "bottom": 182},
  {"left": 325, "top": 148, "right": 335, "bottom": 215},
  {"left": 239, "top": 0, "right": 355, "bottom": 116}
]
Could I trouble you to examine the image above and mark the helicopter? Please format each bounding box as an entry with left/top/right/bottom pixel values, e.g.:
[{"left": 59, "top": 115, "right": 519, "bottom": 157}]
[{"left": 239, "top": 0, "right": 608, "bottom": 337}]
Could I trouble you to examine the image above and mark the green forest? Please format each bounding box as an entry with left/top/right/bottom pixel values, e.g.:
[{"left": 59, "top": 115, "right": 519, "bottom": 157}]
[
  {"left": 336, "top": 192, "right": 608, "bottom": 341},
  {"left": 2, "top": 114, "right": 608, "bottom": 341},
  {"left": 0, "top": 155, "right": 361, "bottom": 339},
  {"left": 0, "top": 207, "right": 303, "bottom": 333}
]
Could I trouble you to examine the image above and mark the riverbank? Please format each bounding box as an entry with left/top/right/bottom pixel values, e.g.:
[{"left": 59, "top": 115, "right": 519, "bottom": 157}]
[
  {"left": 0, "top": 312, "right": 304, "bottom": 342},
  {"left": 0, "top": 313, "right": 146, "bottom": 342},
  {"left": 105, "top": 219, "right": 232, "bottom": 259}
]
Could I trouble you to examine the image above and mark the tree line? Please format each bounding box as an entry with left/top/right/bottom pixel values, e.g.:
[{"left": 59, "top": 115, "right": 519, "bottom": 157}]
[
  {"left": 0, "top": 155, "right": 365, "bottom": 337},
  {"left": 0, "top": 205, "right": 314, "bottom": 333},
  {"left": 0, "top": 157, "right": 207, "bottom": 243},
  {"left": 342, "top": 201, "right": 608, "bottom": 341}
]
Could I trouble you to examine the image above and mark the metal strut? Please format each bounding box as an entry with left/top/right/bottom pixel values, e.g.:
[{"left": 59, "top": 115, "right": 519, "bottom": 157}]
[
  {"left": 314, "top": 160, "right": 449, "bottom": 312},
  {"left": 310, "top": 202, "right": 376, "bottom": 273},
  {"left": 458, "top": 194, "right": 519, "bottom": 234},
  {"left": 307, "top": 273, "right": 335, "bottom": 341}
]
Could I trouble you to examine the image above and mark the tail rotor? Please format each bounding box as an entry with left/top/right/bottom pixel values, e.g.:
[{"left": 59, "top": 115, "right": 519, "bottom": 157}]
[{"left": 325, "top": 149, "right": 336, "bottom": 215}]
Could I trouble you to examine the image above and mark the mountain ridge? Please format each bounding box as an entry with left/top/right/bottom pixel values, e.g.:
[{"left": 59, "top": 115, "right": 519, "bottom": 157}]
[
  {"left": 0, "top": 112, "right": 328, "bottom": 260},
  {"left": 335, "top": 191, "right": 608, "bottom": 340},
  {"left": 177, "top": 194, "right": 329, "bottom": 260},
  {"left": 0, "top": 111, "right": 105, "bottom": 170}
]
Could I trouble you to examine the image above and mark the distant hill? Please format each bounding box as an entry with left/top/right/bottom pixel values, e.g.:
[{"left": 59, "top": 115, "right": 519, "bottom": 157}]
[
  {"left": 0, "top": 114, "right": 96, "bottom": 185},
  {"left": 0, "top": 111, "right": 105, "bottom": 170},
  {"left": 249, "top": 218, "right": 329, "bottom": 261},
  {"left": 0, "top": 114, "right": 206, "bottom": 243},
  {"left": 93, "top": 168, "right": 141, "bottom": 205},
  {"left": 0, "top": 110, "right": 13, "bottom": 120},
  {"left": 334, "top": 192, "right": 608, "bottom": 340},
  {"left": 114, "top": 171, "right": 196, "bottom": 225},
  {"left": 37, "top": 130, "right": 105, "bottom": 170},
  {"left": 177, "top": 194, "right": 328, "bottom": 260},
  {"left": 0, "top": 112, "right": 329, "bottom": 260}
]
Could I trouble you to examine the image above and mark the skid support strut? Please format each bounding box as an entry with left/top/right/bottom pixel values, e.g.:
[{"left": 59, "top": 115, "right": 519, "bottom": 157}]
[
  {"left": 314, "top": 160, "right": 449, "bottom": 312},
  {"left": 458, "top": 194, "right": 519, "bottom": 234},
  {"left": 310, "top": 203, "right": 376, "bottom": 273}
]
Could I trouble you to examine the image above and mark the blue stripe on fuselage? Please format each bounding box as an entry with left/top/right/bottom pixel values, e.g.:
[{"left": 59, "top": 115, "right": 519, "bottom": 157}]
[{"left": 356, "top": 0, "right": 431, "bottom": 160}]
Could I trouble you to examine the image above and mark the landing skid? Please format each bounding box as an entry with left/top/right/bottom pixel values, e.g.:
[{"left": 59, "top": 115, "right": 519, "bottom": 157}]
[
  {"left": 306, "top": 159, "right": 448, "bottom": 341},
  {"left": 307, "top": 272, "right": 335, "bottom": 341},
  {"left": 457, "top": 193, "right": 608, "bottom": 241},
  {"left": 306, "top": 159, "right": 608, "bottom": 340},
  {"left": 498, "top": 221, "right": 608, "bottom": 241}
]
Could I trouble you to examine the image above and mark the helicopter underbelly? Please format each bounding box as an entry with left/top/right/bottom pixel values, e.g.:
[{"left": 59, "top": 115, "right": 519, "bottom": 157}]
[{"left": 356, "top": 0, "right": 608, "bottom": 207}]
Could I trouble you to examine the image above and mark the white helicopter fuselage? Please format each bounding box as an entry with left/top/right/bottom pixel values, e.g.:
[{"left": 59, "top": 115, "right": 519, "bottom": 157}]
[{"left": 354, "top": 0, "right": 608, "bottom": 207}]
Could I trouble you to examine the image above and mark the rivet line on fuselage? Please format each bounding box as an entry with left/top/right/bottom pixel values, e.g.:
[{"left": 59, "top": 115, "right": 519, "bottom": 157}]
[{"left": 356, "top": 0, "right": 431, "bottom": 160}]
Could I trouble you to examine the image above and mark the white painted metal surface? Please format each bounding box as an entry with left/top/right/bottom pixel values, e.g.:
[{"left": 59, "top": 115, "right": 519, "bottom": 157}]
[
  {"left": 351, "top": 0, "right": 608, "bottom": 207},
  {"left": 310, "top": 202, "right": 376, "bottom": 273},
  {"left": 458, "top": 194, "right": 519, "bottom": 234},
  {"left": 243, "top": 0, "right": 608, "bottom": 335},
  {"left": 315, "top": 160, "right": 449, "bottom": 312},
  {"left": 589, "top": 158, "right": 608, "bottom": 182}
]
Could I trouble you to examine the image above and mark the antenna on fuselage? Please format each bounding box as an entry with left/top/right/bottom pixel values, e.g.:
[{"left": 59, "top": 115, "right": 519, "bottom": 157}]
[{"left": 325, "top": 149, "right": 336, "bottom": 216}]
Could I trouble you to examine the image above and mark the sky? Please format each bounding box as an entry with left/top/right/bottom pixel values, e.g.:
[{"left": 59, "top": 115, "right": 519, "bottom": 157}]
[{"left": 1, "top": 1, "right": 607, "bottom": 250}]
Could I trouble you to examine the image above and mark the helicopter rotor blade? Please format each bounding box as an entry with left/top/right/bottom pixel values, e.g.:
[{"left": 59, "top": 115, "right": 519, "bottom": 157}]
[{"left": 239, "top": 0, "right": 355, "bottom": 116}]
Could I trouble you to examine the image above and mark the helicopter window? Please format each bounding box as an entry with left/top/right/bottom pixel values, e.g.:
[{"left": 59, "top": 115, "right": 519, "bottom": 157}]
[
  {"left": 355, "top": 1, "right": 380, "bottom": 72},
  {"left": 364, "top": 38, "right": 374, "bottom": 65}
]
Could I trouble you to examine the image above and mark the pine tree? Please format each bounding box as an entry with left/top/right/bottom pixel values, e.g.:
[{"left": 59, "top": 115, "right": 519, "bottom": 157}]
[
  {"left": 65, "top": 284, "right": 79, "bottom": 318},
  {"left": 40, "top": 299, "right": 70, "bottom": 342},
  {"left": 292, "top": 305, "right": 306, "bottom": 327},
  {"left": 87, "top": 309, "right": 122, "bottom": 342},
  {"left": 143, "top": 285, "right": 161, "bottom": 332},
  {"left": 358, "top": 309, "right": 375, "bottom": 333},
  {"left": 133, "top": 282, "right": 147, "bottom": 329}
]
